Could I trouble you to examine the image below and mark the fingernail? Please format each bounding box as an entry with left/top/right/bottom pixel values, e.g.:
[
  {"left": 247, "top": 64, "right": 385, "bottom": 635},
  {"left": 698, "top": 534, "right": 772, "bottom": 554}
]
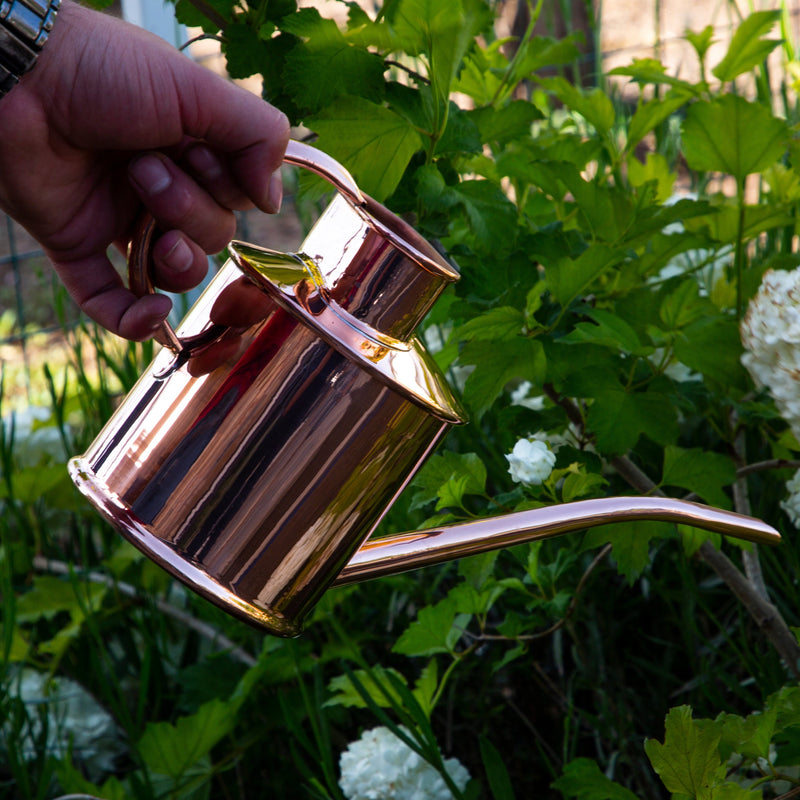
[
  {"left": 266, "top": 171, "right": 283, "bottom": 214},
  {"left": 187, "top": 145, "right": 223, "bottom": 180},
  {"left": 164, "top": 237, "right": 193, "bottom": 273},
  {"left": 130, "top": 154, "right": 172, "bottom": 196}
]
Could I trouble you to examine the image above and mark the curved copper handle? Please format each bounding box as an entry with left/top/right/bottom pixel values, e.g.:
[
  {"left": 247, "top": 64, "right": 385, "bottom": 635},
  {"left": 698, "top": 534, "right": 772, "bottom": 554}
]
[{"left": 128, "top": 140, "right": 364, "bottom": 354}]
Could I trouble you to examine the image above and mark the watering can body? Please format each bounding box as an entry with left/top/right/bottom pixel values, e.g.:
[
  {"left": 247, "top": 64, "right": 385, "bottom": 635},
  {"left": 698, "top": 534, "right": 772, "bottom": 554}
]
[{"left": 69, "top": 142, "right": 780, "bottom": 636}]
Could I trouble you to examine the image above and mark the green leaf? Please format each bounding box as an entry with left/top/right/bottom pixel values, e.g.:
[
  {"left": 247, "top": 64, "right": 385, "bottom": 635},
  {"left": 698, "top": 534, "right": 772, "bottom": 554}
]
[
  {"left": 711, "top": 10, "right": 782, "bottom": 82},
  {"left": 480, "top": 736, "right": 516, "bottom": 800},
  {"left": 627, "top": 152, "right": 676, "bottom": 203},
  {"left": 513, "top": 34, "right": 583, "bottom": 80},
  {"left": 391, "top": 0, "right": 492, "bottom": 108},
  {"left": 283, "top": 32, "right": 386, "bottom": 112},
  {"left": 662, "top": 446, "right": 736, "bottom": 509},
  {"left": 138, "top": 699, "right": 237, "bottom": 780},
  {"left": 410, "top": 451, "right": 487, "bottom": 510},
  {"left": 609, "top": 58, "right": 699, "bottom": 94},
  {"left": 673, "top": 317, "right": 748, "bottom": 388},
  {"left": 460, "top": 337, "right": 546, "bottom": 420},
  {"left": 450, "top": 180, "right": 520, "bottom": 254},
  {"left": 645, "top": 706, "right": 725, "bottom": 800},
  {"left": 681, "top": 96, "right": 788, "bottom": 181},
  {"left": 586, "top": 386, "right": 679, "bottom": 454},
  {"left": 561, "top": 470, "right": 608, "bottom": 503},
  {"left": 562, "top": 308, "right": 651, "bottom": 356},
  {"left": 458, "top": 307, "right": 526, "bottom": 341},
  {"left": 412, "top": 660, "right": 439, "bottom": 716},
  {"left": 717, "top": 705, "right": 777, "bottom": 762},
  {"left": 307, "top": 96, "right": 423, "bottom": 201},
  {"left": 659, "top": 279, "right": 717, "bottom": 330},
  {"left": 627, "top": 89, "right": 692, "bottom": 151},
  {"left": 325, "top": 667, "right": 408, "bottom": 709},
  {"left": 467, "top": 101, "right": 542, "bottom": 145},
  {"left": 547, "top": 246, "right": 626, "bottom": 308},
  {"left": 582, "top": 521, "right": 672, "bottom": 584},
  {"left": 393, "top": 597, "right": 471, "bottom": 656},
  {"left": 539, "top": 76, "right": 615, "bottom": 135},
  {"left": 553, "top": 758, "right": 640, "bottom": 800},
  {"left": 686, "top": 25, "right": 715, "bottom": 62}
]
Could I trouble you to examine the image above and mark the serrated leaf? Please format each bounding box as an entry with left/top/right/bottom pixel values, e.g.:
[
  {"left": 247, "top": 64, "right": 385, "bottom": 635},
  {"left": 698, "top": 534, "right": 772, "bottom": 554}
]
[
  {"left": 410, "top": 451, "right": 487, "bottom": 510},
  {"left": 553, "top": 757, "right": 640, "bottom": 800},
  {"left": 711, "top": 10, "right": 782, "bottom": 82},
  {"left": 686, "top": 25, "right": 715, "bottom": 61},
  {"left": 458, "top": 307, "right": 526, "bottom": 341},
  {"left": 659, "top": 279, "right": 717, "bottom": 330},
  {"left": 582, "top": 521, "right": 672, "bottom": 584},
  {"left": 392, "top": 597, "right": 470, "bottom": 656},
  {"left": 547, "top": 246, "right": 627, "bottom": 308},
  {"left": 673, "top": 317, "right": 748, "bottom": 387},
  {"left": 627, "top": 90, "right": 692, "bottom": 151},
  {"left": 682, "top": 96, "right": 788, "bottom": 181},
  {"left": 283, "top": 42, "right": 386, "bottom": 112},
  {"left": 609, "top": 59, "right": 700, "bottom": 95},
  {"left": 138, "top": 699, "right": 236, "bottom": 779},
  {"left": 461, "top": 337, "right": 546, "bottom": 420},
  {"left": 562, "top": 308, "right": 650, "bottom": 356},
  {"left": 307, "top": 97, "right": 423, "bottom": 201},
  {"left": 539, "top": 76, "right": 615, "bottom": 135},
  {"left": 662, "top": 446, "right": 736, "bottom": 509},
  {"left": 627, "top": 151, "right": 676, "bottom": 203},
  {"left": 645, "top": 706, "right": 725, "bottom": 800},
  {"left": 561, "top": 470, "right": 608, "bottom": 503},
  {"left": 586, "top": 387, "right": 678, "bottom": 454},
  {"left": 467, "top": 101, "right": 542, "bottom": 145}
]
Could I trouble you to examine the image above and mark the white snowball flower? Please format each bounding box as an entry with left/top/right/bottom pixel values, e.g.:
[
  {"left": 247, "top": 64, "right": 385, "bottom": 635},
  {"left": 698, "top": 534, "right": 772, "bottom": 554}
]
[
  {"left": 339, "top": 726, "right": 470, "bottom": 800},
  {"left": 506, "top": 436, "right": 556, "bottom": 486},
  {"left": 2, "top": 406, "right": 70, "bottom": 468},
  {"left": 509, "top": 381, "right": 546, "bottom": 410},
  {"left": 780, "top": 470, "right": 800, "bottom": 528},
  {"left": 741, "top": 268, "right": 800, "bottom": 440}
]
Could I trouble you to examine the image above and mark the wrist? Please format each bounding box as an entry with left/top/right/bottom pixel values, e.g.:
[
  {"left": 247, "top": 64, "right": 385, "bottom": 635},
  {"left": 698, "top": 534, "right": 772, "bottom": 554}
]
[{"left": 0, "top": 0, "right": 60, "bottom": 99}]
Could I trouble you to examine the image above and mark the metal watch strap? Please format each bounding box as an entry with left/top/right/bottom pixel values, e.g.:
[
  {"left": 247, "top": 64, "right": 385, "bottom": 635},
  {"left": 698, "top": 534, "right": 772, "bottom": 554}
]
[{"left": 0, "top": 0, "right": 60, "bottom": 98}]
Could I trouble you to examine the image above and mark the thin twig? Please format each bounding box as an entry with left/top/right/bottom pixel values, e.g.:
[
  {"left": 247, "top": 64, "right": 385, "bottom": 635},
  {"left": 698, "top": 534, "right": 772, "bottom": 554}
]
[
  {"left": 543, "top": 389, "right": 800, "bottom": 677},
  {"left": 31, "top": 556, "right": 257, "bottom": 667},
  {"left": 384, "top": 59, "right": 431, "bottom": 85},
  {"left": 465, "top": 544, "right": 612, "bottom": 642},
  {"left": 731, "top": 419, "right": 769, "bottom": 602}
]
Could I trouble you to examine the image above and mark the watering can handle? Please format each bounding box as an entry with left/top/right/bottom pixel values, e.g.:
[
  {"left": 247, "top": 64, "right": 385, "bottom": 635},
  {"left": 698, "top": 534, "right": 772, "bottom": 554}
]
[{"left": 128, "top": 141, "right": 364, "bottom": 354}]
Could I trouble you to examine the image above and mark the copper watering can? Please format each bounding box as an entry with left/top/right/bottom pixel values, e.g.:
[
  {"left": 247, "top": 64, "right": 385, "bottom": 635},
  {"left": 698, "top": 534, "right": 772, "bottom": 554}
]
[{"left": 68, "top": 141, "right": 780, "bottom": 637}]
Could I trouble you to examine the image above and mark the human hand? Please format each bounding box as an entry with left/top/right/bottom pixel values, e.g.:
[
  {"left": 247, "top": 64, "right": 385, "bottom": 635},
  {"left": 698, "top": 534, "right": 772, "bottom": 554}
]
[{"left": 0, "top": 0, "right": 290, "bottom": 340}]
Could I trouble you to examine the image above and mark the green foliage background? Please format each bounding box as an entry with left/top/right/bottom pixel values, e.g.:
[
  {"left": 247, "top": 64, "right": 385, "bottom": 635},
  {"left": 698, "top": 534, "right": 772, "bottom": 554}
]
[{"left": 5, "top": 0, "right": 800, "bottom": 798}]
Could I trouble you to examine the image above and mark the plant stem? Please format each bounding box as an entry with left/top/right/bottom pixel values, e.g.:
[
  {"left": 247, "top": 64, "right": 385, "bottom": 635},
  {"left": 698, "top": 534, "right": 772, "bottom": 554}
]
[
  {"left": 31, "top": 556, "right": 258, "bottom": 667},
  {"left": 545, "top": 387, "right": 800, "bottom": 677}
]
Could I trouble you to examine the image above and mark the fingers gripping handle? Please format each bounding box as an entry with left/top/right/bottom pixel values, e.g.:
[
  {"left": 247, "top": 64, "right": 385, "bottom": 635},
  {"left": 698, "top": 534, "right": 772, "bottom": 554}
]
[{"left": 127, "top": 140, "right": 365, "bottom": 355}]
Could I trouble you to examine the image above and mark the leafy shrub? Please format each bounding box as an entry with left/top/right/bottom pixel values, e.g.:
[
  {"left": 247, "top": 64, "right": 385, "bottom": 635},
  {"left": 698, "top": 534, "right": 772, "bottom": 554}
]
[{"left": 4, "top": 1, "right": 800, "bottom": 798}]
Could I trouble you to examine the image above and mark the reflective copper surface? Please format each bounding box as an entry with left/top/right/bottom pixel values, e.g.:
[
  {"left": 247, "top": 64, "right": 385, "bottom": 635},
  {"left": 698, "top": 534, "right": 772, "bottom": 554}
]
[{"left": 69, "top": 141, "right": 781, "bottom": 637}]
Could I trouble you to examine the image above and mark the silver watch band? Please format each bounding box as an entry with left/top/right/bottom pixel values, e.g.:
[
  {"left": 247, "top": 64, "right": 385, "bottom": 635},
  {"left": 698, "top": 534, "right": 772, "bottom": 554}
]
[{"left": 0, "top": 0, "right": 60, "bottom": 98}]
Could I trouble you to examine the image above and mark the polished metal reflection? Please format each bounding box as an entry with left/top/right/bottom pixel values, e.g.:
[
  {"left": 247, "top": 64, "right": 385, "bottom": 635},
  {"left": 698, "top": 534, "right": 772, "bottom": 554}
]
[{"left": 69, "top": 140, "right": 781, "bottom": 637}]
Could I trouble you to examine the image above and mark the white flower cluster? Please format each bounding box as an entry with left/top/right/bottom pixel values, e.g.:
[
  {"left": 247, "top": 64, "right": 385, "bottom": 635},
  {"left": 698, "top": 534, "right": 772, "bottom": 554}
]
[
  {"left": 0, "top": 669, "right": 125, "bottom": 782},
  {"left": 781, "top": 471, "right": 800, "bottom": 528},
  {"left": 740, "top": 268, "right": 800, "bottom": 441},
  {"left": 1, "top": 405, "right": 70, "bottom": 469},
  {"left": 339, "top": 726, "right": 470, "bottom": 800},
  {"left": 506, "top": 436, "right": 556, "bottom": 486},
  {"left": 740, "top": 267, "right": 800, "bottom": 528}
]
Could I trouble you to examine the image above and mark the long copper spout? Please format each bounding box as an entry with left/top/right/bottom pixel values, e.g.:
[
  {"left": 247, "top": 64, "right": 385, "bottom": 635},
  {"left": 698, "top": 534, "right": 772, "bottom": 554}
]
[{"left": 333, "top": 496, "right": 780, "bottom": 586}]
